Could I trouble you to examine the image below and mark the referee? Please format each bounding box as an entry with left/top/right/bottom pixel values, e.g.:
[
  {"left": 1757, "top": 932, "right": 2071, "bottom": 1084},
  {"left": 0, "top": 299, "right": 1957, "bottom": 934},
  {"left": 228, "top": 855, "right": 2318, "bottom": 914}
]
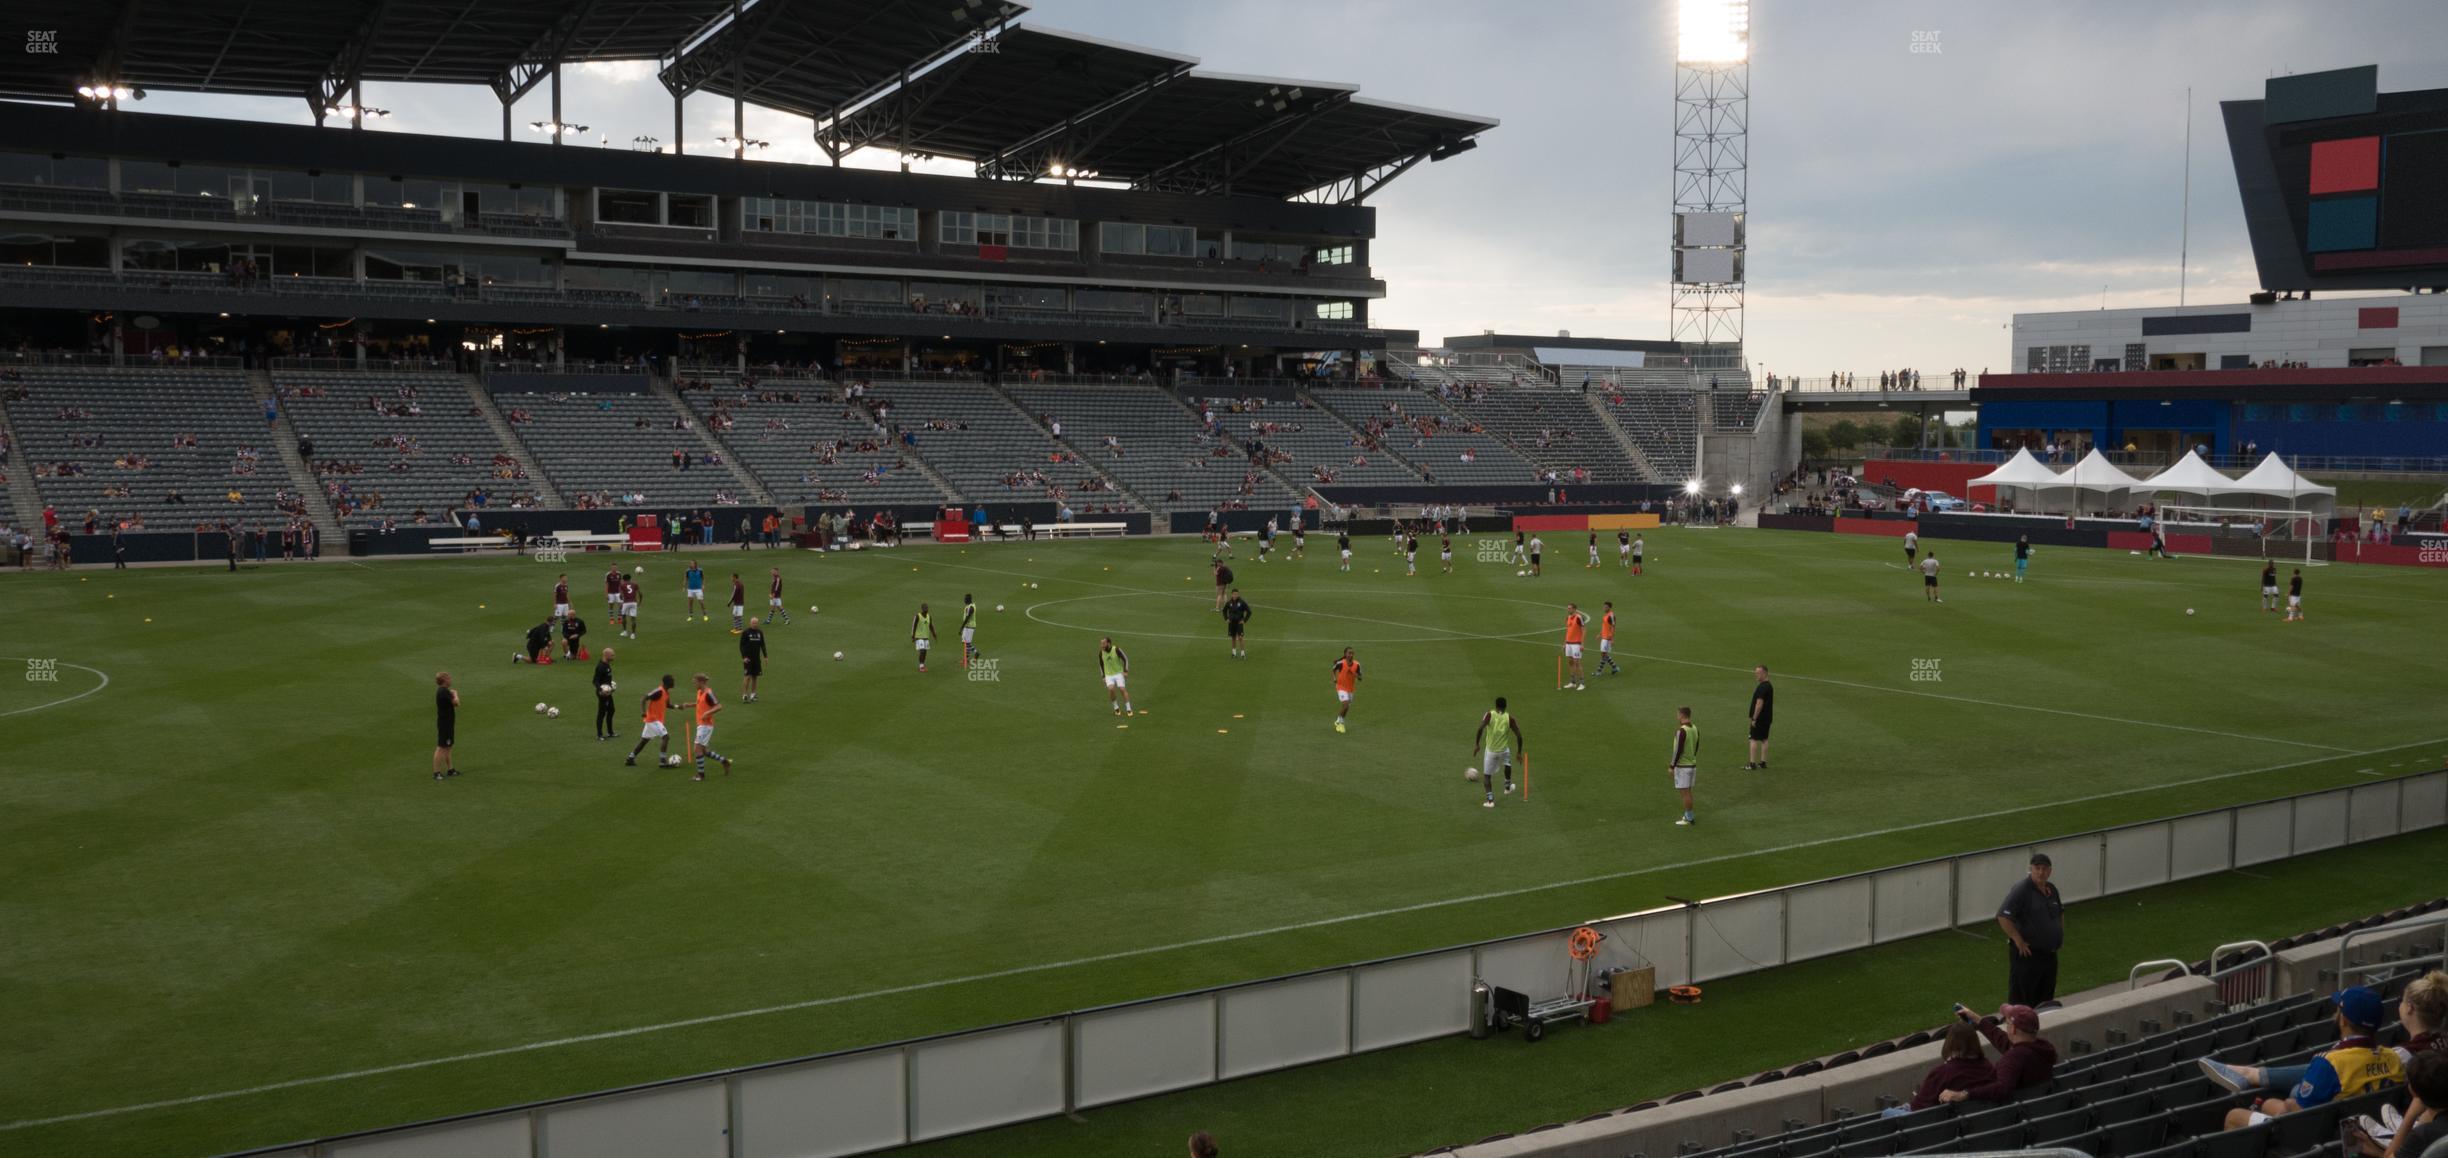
[{"left": 591, "top": 647, "right": 617, "bottom": 740}]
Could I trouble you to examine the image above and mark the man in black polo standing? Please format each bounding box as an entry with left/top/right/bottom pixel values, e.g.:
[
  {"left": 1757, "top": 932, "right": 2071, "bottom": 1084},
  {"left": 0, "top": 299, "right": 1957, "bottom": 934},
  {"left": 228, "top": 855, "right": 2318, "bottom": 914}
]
[
  {"left": 1998, "top": 852, "right": 2064, "bottom": 1006},
  {"left": 591, "top": 647, "right": 618, "bottom": 741},
  {"left": 1744, "top": 664, "right": 1773, "bottom": 770}
]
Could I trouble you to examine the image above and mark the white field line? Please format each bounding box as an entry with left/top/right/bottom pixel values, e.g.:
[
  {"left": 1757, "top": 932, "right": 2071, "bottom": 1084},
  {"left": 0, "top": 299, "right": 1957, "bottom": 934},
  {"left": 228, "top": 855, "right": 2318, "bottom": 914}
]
[
  {"left": 0, "top": 660, "right": 110, "bottom": 718},
  {"left": 10, "top": 736, "right": 2443, "bottom": 1134}
]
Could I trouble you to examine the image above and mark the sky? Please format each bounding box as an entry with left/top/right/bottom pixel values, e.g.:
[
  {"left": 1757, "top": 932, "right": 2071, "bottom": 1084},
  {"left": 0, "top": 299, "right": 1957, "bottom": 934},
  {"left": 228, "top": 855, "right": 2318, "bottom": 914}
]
[{"left": 119, "top": 0, "right": 2448, "bottom": 378}]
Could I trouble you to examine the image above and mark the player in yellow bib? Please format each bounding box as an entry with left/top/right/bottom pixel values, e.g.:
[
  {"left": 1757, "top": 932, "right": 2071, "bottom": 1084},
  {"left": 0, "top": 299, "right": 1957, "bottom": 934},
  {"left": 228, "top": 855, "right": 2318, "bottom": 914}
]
[
  {"left": 1098, "top": 637, "right": 1134, "bottom": 715},
  {"left": 910, "top": 603, "right": 935, "bottom": 673},
  {"left": 1670, "top": 707, "right": 1699, "bottom": 826},
  {"left": 1470, "top": 697, "right": 1525, "bottom": 808}
]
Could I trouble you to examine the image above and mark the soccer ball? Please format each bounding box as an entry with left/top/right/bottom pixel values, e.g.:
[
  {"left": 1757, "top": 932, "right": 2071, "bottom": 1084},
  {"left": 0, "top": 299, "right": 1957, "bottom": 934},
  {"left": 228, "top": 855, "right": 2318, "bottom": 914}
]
[
  {"left": 633, "top": 565, "right": 644, "bottom": 574},
  {"left": 545, "top": 706, "right": 560, "bottom": 719},
  {"left": 661, "top": 755, "right": 682, "bottom": 767},
  {"left": 1465, "top": 766, "right": 1481, "bottom": 782},
  {"left": 534, "top": 702, "right": 548, "bottom": 714},
  {"left": 1030, "top": 582, "right": 1040, "bottom": 589},
  {"left": 833, "top": 650, "right": 845, "bottom": 661},
  {"left": 2185, "top": 608, "right": 2196, "bottom": 616},
  {"left": 809, "top": 605, "right": 819, "bottom": 613},
  {"left": 1516, "top": 570, "right": 1526, "bottom": 577},
  {"left": 598, "top": 684, "right": 613, "bottom": 696},
  {"left": 995, "top": 604, "right": 1005, "bottom": 612}
]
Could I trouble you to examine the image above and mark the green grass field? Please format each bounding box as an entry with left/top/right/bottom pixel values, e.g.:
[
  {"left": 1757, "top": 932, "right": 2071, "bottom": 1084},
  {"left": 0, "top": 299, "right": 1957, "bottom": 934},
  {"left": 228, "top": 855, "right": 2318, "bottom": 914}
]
[{"left": 2, "top": 527, "right": 2444, "bottom": 1157}]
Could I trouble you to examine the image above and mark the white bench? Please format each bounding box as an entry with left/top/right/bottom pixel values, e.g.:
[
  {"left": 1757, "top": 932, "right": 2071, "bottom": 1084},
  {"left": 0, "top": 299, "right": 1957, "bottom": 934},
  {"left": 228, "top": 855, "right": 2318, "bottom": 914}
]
[
  {"left": 986, "top": 521, "right": 1129, "bottom": 539},
  {"left": 428, "top": 536, "right": 517, "bottom": 552},
  {"left": 543, "top": 532, "right": 633, "bottom": 547}
]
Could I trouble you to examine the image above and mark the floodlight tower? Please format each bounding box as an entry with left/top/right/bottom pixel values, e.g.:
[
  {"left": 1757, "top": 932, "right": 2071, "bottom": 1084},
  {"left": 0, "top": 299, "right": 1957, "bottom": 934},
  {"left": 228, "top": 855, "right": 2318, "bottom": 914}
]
[{"left": 1672, "top": 0, "right": 1748, "bottom": 357}]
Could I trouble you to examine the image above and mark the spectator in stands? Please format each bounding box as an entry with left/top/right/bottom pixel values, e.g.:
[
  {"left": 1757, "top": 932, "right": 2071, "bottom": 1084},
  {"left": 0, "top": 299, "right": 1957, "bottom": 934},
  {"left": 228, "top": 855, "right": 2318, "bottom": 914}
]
[
  {"left": 2207, "top": 971, "right": 2443, "bottom": 1141},
  {"left": 1884, "top": 1023, "right": 1995, "bottom": 1116},
  {"left": 2210, "top": 986, "right": 2405, "bottom": 1130},
  {"left": 2357, "top": 1050, "right": 2447, "bottom": 1158},
  {"left": 1997, "top": 852, "right": 2064, "bottom": 1005},
  {"left": 1188, "top": 1131, "right": 1219, "bottom": 1158},
  {"left": 1937, "top": 1004, "right": 2055, "bottom": 1104}
]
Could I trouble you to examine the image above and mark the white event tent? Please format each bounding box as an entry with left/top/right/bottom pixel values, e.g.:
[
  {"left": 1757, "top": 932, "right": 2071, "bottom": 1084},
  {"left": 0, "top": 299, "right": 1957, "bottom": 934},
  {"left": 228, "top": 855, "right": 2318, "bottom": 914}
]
[
  {"left": 2051, "top": 449, "right": 2147, "bottom": 513},
  {"left": 2139, "top": 451, "right": 2242, "bottom": 501},
  {"left": 2225, "top": 453, "right": 2338, "bottom": 515},
  {"left": 1964, "top": 448, "right": 2063, "bottom": 511}
]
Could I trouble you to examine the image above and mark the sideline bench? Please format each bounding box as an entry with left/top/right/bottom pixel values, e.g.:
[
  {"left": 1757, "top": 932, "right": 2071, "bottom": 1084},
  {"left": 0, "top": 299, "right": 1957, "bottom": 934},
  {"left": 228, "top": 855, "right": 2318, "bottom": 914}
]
[{"left": 987, "top": 521, "right": 1129, "bottom": 539}]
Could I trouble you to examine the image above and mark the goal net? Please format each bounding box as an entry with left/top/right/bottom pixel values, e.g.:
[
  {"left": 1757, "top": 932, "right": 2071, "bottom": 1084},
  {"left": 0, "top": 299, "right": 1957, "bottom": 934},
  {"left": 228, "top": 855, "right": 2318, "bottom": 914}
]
[{"left": 2152, "top": 504, "right": 2332, "bottom": 565}]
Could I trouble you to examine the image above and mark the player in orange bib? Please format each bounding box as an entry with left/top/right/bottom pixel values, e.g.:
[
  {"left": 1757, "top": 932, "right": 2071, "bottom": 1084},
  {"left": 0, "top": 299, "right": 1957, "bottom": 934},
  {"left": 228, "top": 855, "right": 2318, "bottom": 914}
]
[
  {"left": 689, "top": 672, "right": 732, "bottom": 781},
  {"left": 1593, "top": 600, "right": 1623, "bottom": 677},
  {"left": 626, "top": 674, "right": 677, "bottom": 767},
  {"left": 1561, "top": 603, "right": 1588, "bottom": 690},
  {"left": 1331, "top": 647, "right": 1363, "bottom": 733}
]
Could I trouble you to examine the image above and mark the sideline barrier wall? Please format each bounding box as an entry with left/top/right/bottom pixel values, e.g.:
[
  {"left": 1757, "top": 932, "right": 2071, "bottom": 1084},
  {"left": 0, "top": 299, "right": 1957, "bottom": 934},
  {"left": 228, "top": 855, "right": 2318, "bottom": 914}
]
[{"left": 222, "top": 771, "right": 2446, "bottom": 1158}]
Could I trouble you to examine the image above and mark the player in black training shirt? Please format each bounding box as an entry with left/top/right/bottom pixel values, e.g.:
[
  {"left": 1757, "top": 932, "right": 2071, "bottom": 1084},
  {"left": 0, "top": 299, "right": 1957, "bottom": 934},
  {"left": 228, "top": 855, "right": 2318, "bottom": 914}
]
[
  {"left": 562, "top": 612, "right": 588, "bottom": 661},
  {"left": 519, "top": 619, "right": 553, "bottom": 664},
  {"left": 739, "top": 617, "right": 768, "bottom": 702},
  {"left": 591, "top": 647, "right": 618, "bottom": 739},
  {"left": 1337, "top": 529, "right": 1353, "bottom": 572},
  {"left": 432, "top": 672, "right": 460, "bottom": 780},
  {"left": 1222, "top": 587, "right": 1254, "bottom": 658},
  {"left": 2260, "top": 561, "right": 2280, "bottom": 612},
  {"left": 1744, "top": 665, "right": 1774, "bottom": 770},
  {"left": 2285, "top": 569, "right": 2305, "bottom": 622}
]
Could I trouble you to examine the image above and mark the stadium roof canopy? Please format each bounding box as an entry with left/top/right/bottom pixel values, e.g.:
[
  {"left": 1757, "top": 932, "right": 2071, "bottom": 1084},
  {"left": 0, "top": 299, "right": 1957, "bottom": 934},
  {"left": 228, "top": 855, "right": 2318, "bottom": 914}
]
[{"left": 7, "top": 0, "right": 1494, "bottom": 202}]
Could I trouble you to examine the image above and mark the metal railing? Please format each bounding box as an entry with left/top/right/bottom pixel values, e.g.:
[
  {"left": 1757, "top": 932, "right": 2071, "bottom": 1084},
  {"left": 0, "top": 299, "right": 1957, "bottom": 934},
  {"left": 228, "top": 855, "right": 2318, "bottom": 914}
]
[
  {"left": 213, "top": 768, "right": 2444, "bottom": 1158},
  {"left": 2127, "top": 958, "right": 2194, "bottom": 989},
  {"left": 2336, "top": 910, "right": 2448, "bottom": 985},
  {"left": 2206, "top": 940, "right": 2277, "bottom": 1008}
]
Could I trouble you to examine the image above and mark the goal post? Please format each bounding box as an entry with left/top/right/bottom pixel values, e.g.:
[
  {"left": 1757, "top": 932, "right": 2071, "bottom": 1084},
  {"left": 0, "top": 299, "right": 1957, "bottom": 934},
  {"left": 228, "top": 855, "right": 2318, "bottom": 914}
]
[{"left": 2152, "top": 504, "right": 2332, "bottom": 565}]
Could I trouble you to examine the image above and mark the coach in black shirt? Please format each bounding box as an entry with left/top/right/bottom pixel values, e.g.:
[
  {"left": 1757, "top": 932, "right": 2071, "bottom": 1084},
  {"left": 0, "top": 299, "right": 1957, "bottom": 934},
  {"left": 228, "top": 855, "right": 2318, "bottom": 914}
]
[
  {"left": 591, "top": 648, "right": 617, "bottom": 740},
  {"left": 523, "top": 620, "right": 553, "bottom": 664},
  {"left": 1745, "top": 665, "right": 1774, "bottom": 770},
  {"left": 1998, "top": 853, "right": 2065, "bottom": 1005},
  {"left": 562, "top": 613, "right": 588, "bottom": 661},
  {"left": 740, "top": 618, "right": 768, "bottom": 703}
]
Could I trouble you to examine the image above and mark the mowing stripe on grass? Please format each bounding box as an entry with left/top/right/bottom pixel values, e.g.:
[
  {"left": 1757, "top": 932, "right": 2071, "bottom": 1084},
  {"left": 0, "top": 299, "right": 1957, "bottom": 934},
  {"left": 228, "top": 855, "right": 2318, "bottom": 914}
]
[
  {"left": 954, "top": 559, "right": 2353, "bottom": 754},
  {"left": 9, "top": 736, "right": 2439, "bottom": 1135}
]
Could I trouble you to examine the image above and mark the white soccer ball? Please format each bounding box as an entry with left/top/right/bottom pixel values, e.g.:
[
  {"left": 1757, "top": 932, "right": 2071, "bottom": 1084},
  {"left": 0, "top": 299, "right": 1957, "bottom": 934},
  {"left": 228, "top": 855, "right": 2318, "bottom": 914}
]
[
  {"left": 633, "top": 565, "right": 644, "bottom": 574},
  {"left": 1515, "top": 570, "right": 1526, "bottom": 577},
  {"left": 995, "top": 604, "right": 1005, "bottom": 612},
  {"left": 808, "top": 605, "right": 819, "bottom": 613},
  {"left": 1465, "top": 766, "right": 1481, "bottom": 782},
  {"left": 513, "top": 651, "right": 523, "bottom": 662},
  {"left": 598, "top": 684, "right": 613, "bottom": 696},
  {"left": 833, "top": 650, "right": 845, "bottom": 661},
  {"left": 545, "top": 706, "right": 560, "bottom": 718},
  {"left": 2130, "top": 549, "right": 2142, "bottom": 556},
  {"left": 2185, "top": 608, "right": 2195, "bottom": 616},
  {"left": 534, "top": 701, "right": 548, "bottom": 714},
  {"left": 608, "top": 681, "right": 617, "bottom": 691},
  {"left": 661, "top": 755, "right": 682, "bottom": 767},
  {"left": 1030, "top": 582, "right": 1040, "bottom": 589}
]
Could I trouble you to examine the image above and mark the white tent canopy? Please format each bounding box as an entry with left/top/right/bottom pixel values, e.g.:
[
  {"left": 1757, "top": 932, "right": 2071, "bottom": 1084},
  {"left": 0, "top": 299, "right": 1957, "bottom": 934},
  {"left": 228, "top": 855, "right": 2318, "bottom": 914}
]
[
  {"left": 2061, "top": 448, "right": 2147, "bottom": 493},
  {"left": 2225, "top": 453, "right": 2338, "bottom": 513},
  {"left": 1966, "top": 447, "right": 2064, "bottom": 489},
  {"left": 2141, "top": 450, "right": 2243, "bottom": 498}
]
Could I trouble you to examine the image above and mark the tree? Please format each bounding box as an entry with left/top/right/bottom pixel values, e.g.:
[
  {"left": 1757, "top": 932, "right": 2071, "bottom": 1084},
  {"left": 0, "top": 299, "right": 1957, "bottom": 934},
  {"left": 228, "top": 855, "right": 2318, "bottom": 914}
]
[
  {"left": 1891, "top": 416, "right": 1924, "bottom": 447},
  {"left": 1827, "top": 419, "right": 1865, "bottom": 449},
  {"left": 1800, "top": 427, "right": 1831, "bottom": 459}
]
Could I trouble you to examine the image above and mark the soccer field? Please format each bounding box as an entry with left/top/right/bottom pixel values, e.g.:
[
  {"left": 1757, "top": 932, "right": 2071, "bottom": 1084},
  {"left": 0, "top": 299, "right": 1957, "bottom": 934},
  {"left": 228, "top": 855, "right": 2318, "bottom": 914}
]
[{"left": 2, "top": 527, "right": 2443, "bottom": 1156}]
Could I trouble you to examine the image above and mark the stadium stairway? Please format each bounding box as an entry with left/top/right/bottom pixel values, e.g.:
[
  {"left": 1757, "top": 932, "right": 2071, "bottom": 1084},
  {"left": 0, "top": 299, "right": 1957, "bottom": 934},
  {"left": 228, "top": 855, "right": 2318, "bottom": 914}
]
[
  {"left": 1293, "top": 384, "right": 1435, "bottom": 482},
  {"left": 247, "top": 368, "right": 343, "bottom": 541},
  {"left": 1430, "top": 900, "right": 2447, "bottom": 1158},
  {"left": 651, "top": 376, "right": 775, "bottom": 507},
  {"left": 980, "top": 380, "right": 1153, "bottom": 510},
  {"left": 458, "top": 380, "right": 565, "bottom": 508},
  {"left": 0, "top": 387, "right": 41, "bottom": 528},
  {"left": 1582, "top": 389, "right": 1666, "bottom": 483},
  {"left": 1159, "top": 386, "right": 1318, "bottom": 504}
]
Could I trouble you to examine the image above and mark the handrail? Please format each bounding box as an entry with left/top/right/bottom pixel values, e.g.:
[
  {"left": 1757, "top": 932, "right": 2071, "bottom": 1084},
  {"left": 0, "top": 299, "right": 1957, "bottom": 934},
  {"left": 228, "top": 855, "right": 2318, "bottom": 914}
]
[
  {"left": 2206, "top": 939, "right": 2277, "bottom": 1008},
  {"left": 2127, "top": 959, "right": 2192, "bottom": 989},
  {"left": 2336, "top": 910, "right": 2448, "bottom": 983}
]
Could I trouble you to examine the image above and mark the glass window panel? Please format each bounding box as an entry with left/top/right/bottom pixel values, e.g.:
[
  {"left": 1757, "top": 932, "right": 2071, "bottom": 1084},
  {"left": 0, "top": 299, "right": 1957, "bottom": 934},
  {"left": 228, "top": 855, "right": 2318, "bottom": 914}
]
[
  {"left": 121, "top": 161, "right": 177, "bottom": 194},
  {"left": 667, "top": 194, "right": 715, "bottom": 228}
]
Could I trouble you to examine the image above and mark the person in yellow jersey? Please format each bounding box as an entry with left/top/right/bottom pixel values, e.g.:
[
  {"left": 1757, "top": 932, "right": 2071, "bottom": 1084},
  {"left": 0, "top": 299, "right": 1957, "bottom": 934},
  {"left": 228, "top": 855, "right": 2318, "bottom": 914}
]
[
  {"left": 1098, "top": 637, "right": 1134, "bottom": 715},
  {"left": 1469, "top": 696, "right": 1524, "bottom": 808},
  {"left": 959, "top": 594, "right": 980, "bottom": 667},
  {"left": 2218, "top": 987, "right": 2404, "bottom": 1129},
  {"left": 910, "top": 601, "right": 936, "bottom": 673},
  {"left": 1670, "top": 706, "right": 1699, "bottom": 826}
]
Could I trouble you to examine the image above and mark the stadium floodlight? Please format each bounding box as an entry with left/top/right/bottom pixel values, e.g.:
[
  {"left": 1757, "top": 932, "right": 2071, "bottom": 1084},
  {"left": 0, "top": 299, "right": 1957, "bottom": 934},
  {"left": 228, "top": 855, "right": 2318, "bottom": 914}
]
[
  {"left": 1729, "top": 483, "right": 1745, "bottom": 496},
  {"left": 1677, "top": 0, "right": 1749, "bottom": 64},
  {"left": 1684, "top": 480, "right": 1703, "bottom": 495}
]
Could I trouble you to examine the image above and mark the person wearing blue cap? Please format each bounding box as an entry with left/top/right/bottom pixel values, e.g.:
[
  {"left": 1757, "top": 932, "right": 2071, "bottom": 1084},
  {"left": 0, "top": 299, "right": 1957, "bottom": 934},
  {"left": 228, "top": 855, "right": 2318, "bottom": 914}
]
[{"left": 2206, "top": 986, "right": 2405, "bottom": 1130}]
